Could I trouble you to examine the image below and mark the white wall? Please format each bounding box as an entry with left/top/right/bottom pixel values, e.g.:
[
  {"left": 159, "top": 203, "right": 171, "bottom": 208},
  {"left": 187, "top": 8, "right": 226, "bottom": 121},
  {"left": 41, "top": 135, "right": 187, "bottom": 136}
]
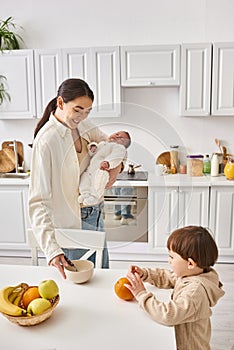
[{"left": 1, "top": 0, "right": 234, "bottom": 171}]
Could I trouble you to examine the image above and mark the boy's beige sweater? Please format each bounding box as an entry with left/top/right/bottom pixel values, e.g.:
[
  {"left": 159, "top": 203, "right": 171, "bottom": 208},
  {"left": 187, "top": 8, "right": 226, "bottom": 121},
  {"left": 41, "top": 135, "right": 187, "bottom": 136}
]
[{"left": 136, "top": 268, "right": 225, "bottom": 350}]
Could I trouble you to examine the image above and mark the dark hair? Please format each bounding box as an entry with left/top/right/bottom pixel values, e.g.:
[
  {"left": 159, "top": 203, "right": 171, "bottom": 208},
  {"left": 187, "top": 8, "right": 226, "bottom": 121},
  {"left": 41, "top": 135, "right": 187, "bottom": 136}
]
[
  {"left": 34, "top": 78, "right": 94, "bottom": 139},
  {"left": 123, "top": 131, "right": 131, "bottom": 148},
  {"left": 167, "top": 226, "right": 218, "bottom": 269}
]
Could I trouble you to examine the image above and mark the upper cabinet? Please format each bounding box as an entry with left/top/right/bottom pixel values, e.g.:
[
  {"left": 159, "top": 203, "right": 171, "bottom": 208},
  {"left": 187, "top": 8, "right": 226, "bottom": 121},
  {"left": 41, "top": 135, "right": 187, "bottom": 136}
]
[
  {"left": 179, "top": 43, "right": 212, "bottom": 116},
  {"left": 180, "top": 42, "right": 234, "bottom": 116},
  {"left": 212, "top": 43, "right": 234, "bottom": 116},
  {"left": 121, "top": 45, "right": 180, "bottom": 87},
  {"left": 91, "top": 46, "right": 121, "bottom": 117},
  {"left": 34, "top": 49, "right": 63, "bottom": 118},
  {"left": 0, "top": 50, "right": 36, "bottom": 119}
]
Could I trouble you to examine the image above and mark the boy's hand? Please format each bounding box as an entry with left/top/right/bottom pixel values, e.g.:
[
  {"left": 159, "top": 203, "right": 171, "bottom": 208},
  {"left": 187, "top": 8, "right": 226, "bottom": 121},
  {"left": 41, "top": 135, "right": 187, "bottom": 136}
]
[{"left": 125, "top": 272, "right": 146, "bottom": 297}]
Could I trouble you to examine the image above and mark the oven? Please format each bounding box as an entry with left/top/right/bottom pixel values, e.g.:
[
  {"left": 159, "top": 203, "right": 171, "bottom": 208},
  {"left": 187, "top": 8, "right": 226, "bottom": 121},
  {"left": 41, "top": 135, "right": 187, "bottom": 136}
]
[{"left": 103, "top": 181, "right": 148, "bottom": 243}]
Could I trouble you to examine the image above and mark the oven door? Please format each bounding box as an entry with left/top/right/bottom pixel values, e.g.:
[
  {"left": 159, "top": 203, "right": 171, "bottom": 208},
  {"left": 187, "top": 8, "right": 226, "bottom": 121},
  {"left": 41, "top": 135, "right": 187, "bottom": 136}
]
[{"left": 103, "top": 186, "right": 148, "bottom": 242}]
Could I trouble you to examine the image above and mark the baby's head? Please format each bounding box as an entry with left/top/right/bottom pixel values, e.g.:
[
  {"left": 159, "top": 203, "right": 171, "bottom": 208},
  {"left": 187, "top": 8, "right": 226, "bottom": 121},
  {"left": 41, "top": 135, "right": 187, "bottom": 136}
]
[
  {"left": 167, "top": 226, "right": 218, "bottom": 273},
  {"left": 108, "top": 131, "right": 131, "bottom": 148}
]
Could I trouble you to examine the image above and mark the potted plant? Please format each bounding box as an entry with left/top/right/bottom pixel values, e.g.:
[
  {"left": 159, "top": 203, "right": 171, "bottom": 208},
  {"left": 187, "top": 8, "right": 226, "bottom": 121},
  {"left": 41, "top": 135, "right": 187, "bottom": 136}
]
[
  {"left": 0, "top": 75, "right": 11, "bottom": 105},
  {"left": 0, "top": 17, "right": 23, "bottom": 51}
]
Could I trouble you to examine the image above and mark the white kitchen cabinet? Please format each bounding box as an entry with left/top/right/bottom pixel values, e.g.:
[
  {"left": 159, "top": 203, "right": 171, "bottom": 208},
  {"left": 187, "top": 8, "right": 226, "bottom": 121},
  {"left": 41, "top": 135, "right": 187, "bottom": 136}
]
[
  {"left": 62, "top": 47, "right": 91, "bottom": 82},
  {"left": 180, "top": 42, "right": 234, "bottom": 116},
  {"left": 210, "top": 186, "right": 234, "bottom": 258},
  {"left": 179, "top": 43, "right": 212, "bottom": 116},
  {"left": 34, "top": 46, "right": 121, "bottom": 118},
  {"left": 34, "top": 49, "right": 63, "bottom": 118},
  {"left": 148, "top": 186, "right": 209, "bottom": 254},
  {"left": 121, "top": 44, "right": 180, "bottom": 87},
  {"left": 0, "top": 184, "right": 29, "bottom": 251},
  {"left": 91, "top": 46, "right": 121, "bottom": 117},
  {"left": 212, "top": 43, "right": 234, "bottom": 116},
  {"left": 0, "top": 49, "right": 36, "bottom": 119}
]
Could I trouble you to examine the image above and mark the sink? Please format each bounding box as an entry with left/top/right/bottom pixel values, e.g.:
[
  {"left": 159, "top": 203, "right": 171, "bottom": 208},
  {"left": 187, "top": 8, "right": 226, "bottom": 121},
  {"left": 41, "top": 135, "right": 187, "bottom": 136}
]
[{"left": 0, "top": 172, "right": 30, "bottom": 179}]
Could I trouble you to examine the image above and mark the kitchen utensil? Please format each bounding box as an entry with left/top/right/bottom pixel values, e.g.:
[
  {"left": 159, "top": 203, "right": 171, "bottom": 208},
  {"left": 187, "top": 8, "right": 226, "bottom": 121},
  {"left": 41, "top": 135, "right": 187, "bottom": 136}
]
[
  {"left": 156, "top": 152, "right": 171, "bottom": 167},
  {"left": 64, "top": 255, "right": 78, "bottom": 271},
  {"left": 127, "top": 164, "right": 141, "bottom": 175},
  {"left": 0, "top": 148, "right": 16, "bottom": 173},
  {"left": 215, "top": 138, "right": 222, "bottom": 153}
]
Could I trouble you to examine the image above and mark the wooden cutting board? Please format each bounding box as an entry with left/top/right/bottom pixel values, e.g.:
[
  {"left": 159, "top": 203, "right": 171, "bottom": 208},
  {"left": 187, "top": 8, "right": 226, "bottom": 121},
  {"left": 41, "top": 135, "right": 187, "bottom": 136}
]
[
  {"left": 156, "top": 151, "right": 171, "bottom": 167},
  {"left": 0, "top": 148, "right": 16, "bottom": 173},
  {"left": 2, "top": 141, "right": 24, "bottom": 166}
]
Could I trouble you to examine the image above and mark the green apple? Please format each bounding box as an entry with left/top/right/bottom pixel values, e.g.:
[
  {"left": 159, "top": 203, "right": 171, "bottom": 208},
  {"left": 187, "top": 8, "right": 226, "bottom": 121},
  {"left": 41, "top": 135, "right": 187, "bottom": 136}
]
[
  {"left": 27, "top": 298, "right": 51, "bottom": 315},
  {"left": 38, "top": 280, "right": 59, "bottom": 299}
]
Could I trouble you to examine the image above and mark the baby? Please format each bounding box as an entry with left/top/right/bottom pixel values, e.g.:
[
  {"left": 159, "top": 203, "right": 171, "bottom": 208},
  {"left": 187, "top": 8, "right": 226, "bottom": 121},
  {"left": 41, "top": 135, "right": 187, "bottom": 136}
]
[{"left": 78, "top": 131, "right": 131, "bottom": 206}]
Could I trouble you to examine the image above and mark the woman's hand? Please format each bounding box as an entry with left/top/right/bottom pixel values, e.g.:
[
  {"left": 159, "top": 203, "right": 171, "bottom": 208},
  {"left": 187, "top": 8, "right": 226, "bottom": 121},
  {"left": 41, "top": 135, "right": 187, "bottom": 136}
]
[
  {"left": 49, "top": 254, "right": 69, "bottom": 279},
  {"left": 105, "top": 163, "right": 122, "bottom": 188}
]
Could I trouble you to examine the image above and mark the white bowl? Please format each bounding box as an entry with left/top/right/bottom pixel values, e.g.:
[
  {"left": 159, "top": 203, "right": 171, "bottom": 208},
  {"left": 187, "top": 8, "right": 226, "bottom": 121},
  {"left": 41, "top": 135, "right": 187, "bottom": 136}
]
[{"left": 65, "top": 260, "right": 94, "bottom": 284}]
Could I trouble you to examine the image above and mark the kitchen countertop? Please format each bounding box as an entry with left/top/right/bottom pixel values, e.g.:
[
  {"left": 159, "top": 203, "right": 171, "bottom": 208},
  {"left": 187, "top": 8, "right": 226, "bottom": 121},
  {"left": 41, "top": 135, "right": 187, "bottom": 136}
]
[
  {"left": 0, "top": 172, "right": 234, "bottom": 187},
  {"left": 0, "top": 265, "right": 176, "bottom": 350}
]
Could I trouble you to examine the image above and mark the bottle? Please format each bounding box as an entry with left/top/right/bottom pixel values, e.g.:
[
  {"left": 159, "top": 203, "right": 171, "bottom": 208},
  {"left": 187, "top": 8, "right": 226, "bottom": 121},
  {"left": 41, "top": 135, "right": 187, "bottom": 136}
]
[
  {"left": 203, "top": 154, "right": 211, "bottom": 174},
  {"left": 211, "top": 153, "right": 219, "bottom": 177},
  {"left": 170, "top": 146, "right": 179, "bottom": 174}
]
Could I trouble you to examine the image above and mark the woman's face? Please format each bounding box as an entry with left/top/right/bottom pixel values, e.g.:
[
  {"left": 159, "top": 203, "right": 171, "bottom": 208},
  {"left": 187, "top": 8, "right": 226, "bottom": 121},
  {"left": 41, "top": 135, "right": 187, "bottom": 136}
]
[{"left": 57, "top": 95, "right": 93, "bottom": 129}]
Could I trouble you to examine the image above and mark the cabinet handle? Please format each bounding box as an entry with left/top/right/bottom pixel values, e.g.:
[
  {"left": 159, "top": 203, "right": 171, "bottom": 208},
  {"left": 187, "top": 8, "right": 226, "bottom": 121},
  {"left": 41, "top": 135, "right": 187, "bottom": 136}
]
[{"left": 148, "top": 81, "right": 155, "bottom": 85}]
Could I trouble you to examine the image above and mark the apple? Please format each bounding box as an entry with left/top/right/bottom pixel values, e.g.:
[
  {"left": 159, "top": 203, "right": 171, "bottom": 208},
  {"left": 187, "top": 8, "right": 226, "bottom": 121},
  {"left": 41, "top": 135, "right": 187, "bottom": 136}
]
[
  {"left": 38, "top": 280, "right": 59, "bottom": 299},
  {"left": 27, "top": 298, "right": 51, "bottom": 315}
]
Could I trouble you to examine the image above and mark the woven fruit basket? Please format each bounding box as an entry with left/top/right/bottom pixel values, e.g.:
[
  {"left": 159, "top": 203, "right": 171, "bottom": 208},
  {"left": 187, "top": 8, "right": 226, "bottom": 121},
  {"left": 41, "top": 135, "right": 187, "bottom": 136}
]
[{"left": 1, "top": 295, "right": 59, "bottom": 327}]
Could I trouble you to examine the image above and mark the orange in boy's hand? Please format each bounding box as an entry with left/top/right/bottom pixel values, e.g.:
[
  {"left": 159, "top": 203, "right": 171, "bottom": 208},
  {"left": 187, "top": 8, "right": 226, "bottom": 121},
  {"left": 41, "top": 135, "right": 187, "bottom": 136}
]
[
  {"left": 22, "top": 286, "right": 41, "bottom": 309},
  {"left": 114, "top": 277, "right": 134, "bottom": 301}
]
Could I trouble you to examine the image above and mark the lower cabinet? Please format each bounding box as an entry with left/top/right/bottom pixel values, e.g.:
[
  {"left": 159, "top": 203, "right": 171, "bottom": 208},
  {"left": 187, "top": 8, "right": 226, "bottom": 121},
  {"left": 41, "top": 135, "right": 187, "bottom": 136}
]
[
  {"left": 0, "top": 185, "right": 29, "bottom": 252},
  {"left": 148, "top": 186, "right": 209, "bottom": 255},
  {"left": 210, "top": 186, "right": 234, "bottom": 259}
]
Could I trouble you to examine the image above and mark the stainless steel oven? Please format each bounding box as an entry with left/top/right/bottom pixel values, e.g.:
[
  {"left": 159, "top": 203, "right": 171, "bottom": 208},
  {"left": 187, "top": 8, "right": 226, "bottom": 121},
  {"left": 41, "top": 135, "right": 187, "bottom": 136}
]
[{"left": 103, "top": 185, "right": 148, "bottom": 243}]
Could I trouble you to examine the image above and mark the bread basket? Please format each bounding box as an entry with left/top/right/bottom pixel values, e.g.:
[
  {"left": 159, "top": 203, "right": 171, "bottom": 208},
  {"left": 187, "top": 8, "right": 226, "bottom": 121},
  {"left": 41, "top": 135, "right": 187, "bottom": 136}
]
[{"left": 1, "top": 295, "right": 59, "bottom": 326}]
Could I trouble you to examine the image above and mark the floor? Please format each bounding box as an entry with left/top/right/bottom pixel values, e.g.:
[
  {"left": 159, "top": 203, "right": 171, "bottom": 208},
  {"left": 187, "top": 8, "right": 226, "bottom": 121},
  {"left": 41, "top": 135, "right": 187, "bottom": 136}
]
[{"left": 0, "top": 257, "right": 233, "bottom": 350}]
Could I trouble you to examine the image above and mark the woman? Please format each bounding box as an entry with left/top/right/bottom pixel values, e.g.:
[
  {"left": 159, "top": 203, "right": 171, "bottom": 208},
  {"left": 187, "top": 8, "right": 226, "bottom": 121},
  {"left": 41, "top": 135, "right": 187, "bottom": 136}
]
[{"left": 29, "top": 78, "right": 121, "bottom": 278}]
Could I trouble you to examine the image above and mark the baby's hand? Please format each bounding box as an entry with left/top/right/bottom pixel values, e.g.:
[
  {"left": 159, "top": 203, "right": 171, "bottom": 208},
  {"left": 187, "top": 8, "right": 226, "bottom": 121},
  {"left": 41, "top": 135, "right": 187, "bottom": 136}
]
[
  {"left": 100, "top": 161, "right": 110, "bottom": 170},
  {"left": 89, "top": 145, "right": 97, "bottom": 153}
]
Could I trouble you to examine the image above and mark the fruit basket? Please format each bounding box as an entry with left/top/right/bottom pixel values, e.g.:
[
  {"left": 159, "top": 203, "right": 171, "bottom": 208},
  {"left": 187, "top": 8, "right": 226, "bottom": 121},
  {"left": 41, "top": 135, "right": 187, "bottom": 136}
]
[{"left": 1, "top": 295, "right": 59, "bottom": 326}]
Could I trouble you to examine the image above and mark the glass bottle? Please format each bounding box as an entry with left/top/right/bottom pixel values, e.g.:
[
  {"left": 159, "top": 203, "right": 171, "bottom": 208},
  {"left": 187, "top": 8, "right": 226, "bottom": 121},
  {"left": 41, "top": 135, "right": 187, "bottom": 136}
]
[
  {"left": 211, "top": 153, "right": 219, "bottom": 177},
  {"left": 203, "top": 154, "right": 211, "bottom": 174}
]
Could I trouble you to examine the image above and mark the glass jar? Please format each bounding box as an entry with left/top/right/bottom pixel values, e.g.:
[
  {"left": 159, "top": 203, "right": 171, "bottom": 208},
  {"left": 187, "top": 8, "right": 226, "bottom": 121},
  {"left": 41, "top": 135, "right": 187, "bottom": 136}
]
[{"left": 186, "top": 155, "right": 204, "bottom": 176}]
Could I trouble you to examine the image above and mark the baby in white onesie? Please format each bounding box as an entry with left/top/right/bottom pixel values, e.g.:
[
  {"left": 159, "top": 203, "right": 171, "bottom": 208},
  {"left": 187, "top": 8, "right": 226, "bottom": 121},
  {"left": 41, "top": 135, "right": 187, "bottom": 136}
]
[{"left": 78, "top": 131, "right": 131, "bottom": 206}]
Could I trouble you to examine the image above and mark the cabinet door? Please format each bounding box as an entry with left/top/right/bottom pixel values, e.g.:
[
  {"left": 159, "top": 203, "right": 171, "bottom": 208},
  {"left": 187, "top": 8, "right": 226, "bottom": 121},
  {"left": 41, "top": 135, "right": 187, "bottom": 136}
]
[
  {"left": 34, "top": 49, "right": 63, "bottom": 118},
  {"left": 0, "top": 187, "right": 28, "bottom": 249},
  {"left": 121, "top": 45, "right": 180, "bottom": 87},
  {"left": 179, "top": 43, "right": 212, "bottom": 116},
  {"left": 212, "top": 42, "right": 234, "bottom": 116},
  {"left": 62, "top": 47, "right": 91, "bottom": 82},
  {"left": 148, "top": 187, "right": 178, "bottom": 253},
  {"left": 210, "top": 186, "right": 234, "bottom": 257},
  {"left": 91, "top": 46, "right": 121, "bottom": 117},
  {"left": 178, "top": 186, "right": 209, "bottom": 227},
  {"left": 0, "top": 50, "right": 36, "bottom": 119}
]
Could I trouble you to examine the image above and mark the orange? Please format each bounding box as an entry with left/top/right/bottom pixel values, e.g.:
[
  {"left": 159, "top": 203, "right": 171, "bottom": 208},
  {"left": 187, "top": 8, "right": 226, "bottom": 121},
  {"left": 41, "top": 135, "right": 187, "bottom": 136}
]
[
  {"left": 114, "top": 277, "right": 134, "bottom": 301},
  {"left": 22, "top": 286, "right": 41, "bottom": 309}
]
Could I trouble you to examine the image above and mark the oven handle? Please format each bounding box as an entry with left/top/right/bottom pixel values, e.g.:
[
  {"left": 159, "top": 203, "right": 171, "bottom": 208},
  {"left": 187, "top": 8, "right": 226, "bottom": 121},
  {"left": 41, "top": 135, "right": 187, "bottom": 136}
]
[{"left": 104, "top": 200, "right": 136, "bottom": 206}]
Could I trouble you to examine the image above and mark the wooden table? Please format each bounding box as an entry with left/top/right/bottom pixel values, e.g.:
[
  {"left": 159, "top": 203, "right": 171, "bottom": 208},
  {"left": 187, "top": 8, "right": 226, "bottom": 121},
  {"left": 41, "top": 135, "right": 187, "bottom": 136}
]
[{"left": 0, "top": 265, "right": 176, "bottom": 350}]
